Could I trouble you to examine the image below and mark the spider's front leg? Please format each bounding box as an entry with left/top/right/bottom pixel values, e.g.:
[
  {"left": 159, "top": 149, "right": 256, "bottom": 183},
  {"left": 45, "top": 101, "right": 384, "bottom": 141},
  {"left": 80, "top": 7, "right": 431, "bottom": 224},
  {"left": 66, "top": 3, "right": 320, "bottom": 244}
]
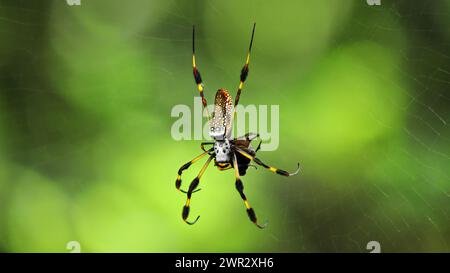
[
  {"left": 232, "top": 153, "right": 267, "bottom": 229},
  {"left": 182, "top": 155, "right": 213, "bottom": 225}
]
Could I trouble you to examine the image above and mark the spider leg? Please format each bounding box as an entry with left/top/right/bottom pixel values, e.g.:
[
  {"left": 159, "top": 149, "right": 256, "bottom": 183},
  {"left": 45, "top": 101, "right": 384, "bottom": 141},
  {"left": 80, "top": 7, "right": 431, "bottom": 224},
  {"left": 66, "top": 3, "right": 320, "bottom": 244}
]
[
  {"left": 200, "top": 141, "right": 214, "bottom": 153},
  {"left": 255, "top": 140, "right": 262, "bottom": 153},
  {"left": 235, "top": 148, "right": 300, "bottom": 177},
  {"left": 234, "top": 23, "right": 256, "bottom": 108},
  {"left": 226, "top": 24, "right": 256, "bottom": 137},
  {"left": 176, "top": 149, "right": 212, "bottom": 193},
  {"left": 233, "top": 153, "right": 267, "bottom": 229},
  {"left": 235, "top": 132, "right": 259, "bottom": 141},
  {"left": 182, "top": 155, "right": 214, "bottom": 225},
  {"left": 192, "top": 25, "right": 211, "bottom": 120}
]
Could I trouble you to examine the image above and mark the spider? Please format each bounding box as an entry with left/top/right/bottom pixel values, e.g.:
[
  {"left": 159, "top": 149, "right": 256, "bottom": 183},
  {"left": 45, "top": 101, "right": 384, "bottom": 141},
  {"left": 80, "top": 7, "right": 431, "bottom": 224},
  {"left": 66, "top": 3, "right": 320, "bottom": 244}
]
[{"left": 176, "top": 23, "right": 300, "bottom": 229}]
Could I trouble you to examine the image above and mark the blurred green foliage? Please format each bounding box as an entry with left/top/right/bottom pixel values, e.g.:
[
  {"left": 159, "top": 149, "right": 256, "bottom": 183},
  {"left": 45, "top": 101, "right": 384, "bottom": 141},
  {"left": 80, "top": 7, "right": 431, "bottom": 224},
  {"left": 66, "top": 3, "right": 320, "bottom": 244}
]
[{"left": 0, "top": 0, "right": 449, "bottom": 252}]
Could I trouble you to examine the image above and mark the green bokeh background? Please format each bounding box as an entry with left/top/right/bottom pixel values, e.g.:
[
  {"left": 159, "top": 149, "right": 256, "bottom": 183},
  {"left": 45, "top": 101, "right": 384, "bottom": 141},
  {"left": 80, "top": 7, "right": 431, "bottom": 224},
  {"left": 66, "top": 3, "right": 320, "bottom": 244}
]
[{"left": 0, "top": 0, "right": 449, "bottom": 252}]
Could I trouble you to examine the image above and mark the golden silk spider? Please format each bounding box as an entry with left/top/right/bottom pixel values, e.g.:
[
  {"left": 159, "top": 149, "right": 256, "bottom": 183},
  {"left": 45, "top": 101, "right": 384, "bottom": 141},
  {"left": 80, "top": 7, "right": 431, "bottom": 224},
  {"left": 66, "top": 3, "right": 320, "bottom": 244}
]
[{"left": 176, "top": 23, "right": 300, "bottom": 228}]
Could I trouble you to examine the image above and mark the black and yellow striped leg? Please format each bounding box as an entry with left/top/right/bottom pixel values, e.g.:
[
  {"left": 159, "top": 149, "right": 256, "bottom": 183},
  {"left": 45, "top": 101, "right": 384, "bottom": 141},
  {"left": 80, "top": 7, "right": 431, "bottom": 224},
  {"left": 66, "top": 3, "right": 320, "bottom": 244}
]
[
  {"left": 234, "top": 23, "right": 256, "bottom": 108},
  {"left": 236, "top": 148, "right": 300, "bottom": 177},
  {"left": 182, "top": 155, "right": 213, "bottom": 225},
  {"left": 233, "top": 153, "right": 267, "bottom": 229},
  {"left": 228, "top": 23, "right": 256, "bottom": 138},
  {"left": 192, "top": 25, "right": 211, "bottom": 120},
  {"left": 176, "top": 149, "right": 212, "bottom": 193}
]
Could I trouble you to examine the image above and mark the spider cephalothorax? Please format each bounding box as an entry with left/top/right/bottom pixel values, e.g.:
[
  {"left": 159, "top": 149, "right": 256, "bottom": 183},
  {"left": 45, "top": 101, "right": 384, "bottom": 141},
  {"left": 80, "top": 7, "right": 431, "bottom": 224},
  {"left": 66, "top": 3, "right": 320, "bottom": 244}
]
[
  {"left": 176, "top": 23, "right": 300, "bottom": 229},
  {"left": 213, "top": 139, "right": 231, "bottom": 163}
]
